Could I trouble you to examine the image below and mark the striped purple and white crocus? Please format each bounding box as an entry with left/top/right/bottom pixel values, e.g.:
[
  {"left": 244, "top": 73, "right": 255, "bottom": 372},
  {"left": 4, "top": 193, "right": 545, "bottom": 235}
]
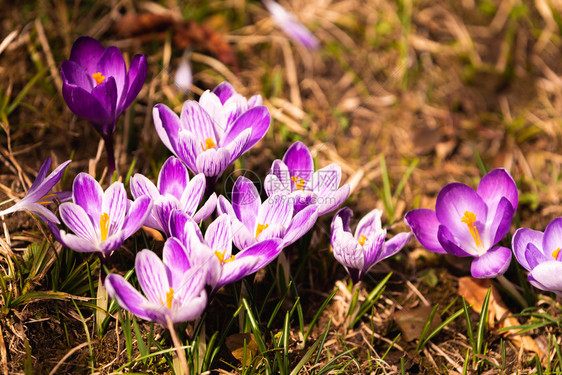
[
  {"left": 56, "top": 173, "right": 152, "bottom": 257},
  {"left": 331, "top": 208, "right": 411, "bottom": 283},
  {"left": 130, "top": 156, "right": 216, "bottom": 236},
  {"left": 262, "top": 0, "right": 320, "bottom": 50},
  {"left": 153, "top": 82, "right": 270, "bottom": 185}
]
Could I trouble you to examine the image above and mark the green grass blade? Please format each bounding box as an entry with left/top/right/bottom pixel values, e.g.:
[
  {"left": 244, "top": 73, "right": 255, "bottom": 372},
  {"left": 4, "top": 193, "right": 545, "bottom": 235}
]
[
  {"left": 418, "top": 306, "right": 464, "bottom": 350},
  {"left": 462, "top": 297, "right": 475, "bottom": 353},
  {"left": 476, "top": 287, "right": 492, "bottom": 355},
  {"left": 416, "top": 304, "right": 439, "bottom": 351},
  {"left": 303, "top": 287, "right": 338, "bottom": 343}
]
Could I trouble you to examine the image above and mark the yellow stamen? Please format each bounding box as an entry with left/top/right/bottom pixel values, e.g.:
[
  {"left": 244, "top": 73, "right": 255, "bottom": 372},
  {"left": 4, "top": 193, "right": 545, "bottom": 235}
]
[
  {"left": 215, "top": 250, "right": 236, "bottom": 264},
  {"left": 358, "top": 235, "right": 367, "bottom": 246},
  {"left": 290, "top": 176, "right": 306, "bottom": 190},
  {"left": 255, "top": 223, "right": 269, "bottom": 239},
  {"left": 92, "top": 72, "right": 105, "bottom": 85},
  {"left": 37, "top": 193, "right": 57, "bottom": 205},
  {"left": 165, "top": 288, "right": 174, "bottom": 309},
  {"left": 200, "top": 138, "right": 216, "bottom": 151},
  {"left": 100, "top": 213, "right": 110, "bottom": 242},
  {"left": 553, "top": 248, "right": 561, "bottom": 260},
  {"left": 461, "top": 211, "right": 483, "bottom": 248}
]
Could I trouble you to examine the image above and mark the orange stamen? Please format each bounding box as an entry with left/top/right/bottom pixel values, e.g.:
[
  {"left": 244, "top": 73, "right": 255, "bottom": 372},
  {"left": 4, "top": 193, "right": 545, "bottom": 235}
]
[
  {"left": 165, "top": 288, "right": 174, "bottom": 309},
  {"left": 200, "top": 138, "right": 216, "bottom": 151},
  {"left": 215, "top": 250, "right": 235, "bottom": 264},
  {"left": 92, "top": 72, "right": 105, "bottom": 85},
  {"left": 255, "top": 223, "right": 269, "bottom": 239},
  {"left": 100, "top": 213, "right": 110, "bottom": 242},
  {"left": 553, "top": 248, "right": 561, "bottom": 260},
  {"left": 461, "top": 211, "right": 483, "bottom": 248},
  {"left": 37, "top": 193, "right": 57, "bottom": 206},
  {"left": 358, "top": 235, "right": 367, "bottom": 246},
  {"left": 290, "top": 176, "right": 306, "bottom": 190}
]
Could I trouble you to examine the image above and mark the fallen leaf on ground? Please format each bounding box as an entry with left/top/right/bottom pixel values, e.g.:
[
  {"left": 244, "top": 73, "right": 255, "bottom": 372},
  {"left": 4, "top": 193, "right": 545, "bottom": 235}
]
[
  {"left": 458, "top": 277, "right": 543, "bottom": 358},
  {"left": 394, "top": 304, "right": 442, "bottom": 342},
  {"left": 225, "top": 333, "right": 258, "bottom": 366}
]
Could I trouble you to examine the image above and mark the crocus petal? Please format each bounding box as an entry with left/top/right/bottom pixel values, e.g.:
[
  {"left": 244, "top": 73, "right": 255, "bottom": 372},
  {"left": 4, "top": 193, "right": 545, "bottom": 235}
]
[
  {"left": 168, "top": 210, "right": 205, "bottom": 247},
  {"left": 264, "top": 174, "right": 285, "bottom": 197},
  {"left": 236, "top": 238, "right": 284, "bottom": 274},
  {"left": 62, "top": 84, "right": 110, "bottom": 126},
  {"left": 487, "top": 197, "right": 514, "bottom": 246},
  {"left": 130, "top": 174, "right": 159, "bottom": 200},
  {"left": 122, "top": 195, "right": 152, "bottom": 238},
  {"left": 317, "top": 184, "right": 350, "bottom": 216},
  {"left": 379, "top": 232, "right": 412, "bottom": 260},
  {"left": 205, "top": 214, "right": 233, "bottom": 258},
  {"left": 221, "top": 106, "right": 271, "bottom": 149},
  {"left": 470, "top": 246, "right": 511, "bottom": 278},
  {"left": 153, "top": 104, "right": 180, "bottom": 152},
  {"left": 158, "top": 156, "right": 189, "bottom": 199},
  {"left": 60, "top": 60, "right": 93, "bottom": 92},
  {"left": 90, "top": 76, "right": 118, "bottom": 135},
  {"left": 97, "top": 46, "right": 127, "bottom": 105},
  {"left": 525, "top": 242, "right": 550, "bottom": 270},
  {"left": 361, "top": 229, "right": 387, "bottom": 269},
  {"left": 193, "top": 193, "right": 217, "bottom": 223},
  {"left": 135, "top": 250, "right": 170, "bottom": 306},
  {"left": 435, "top": 183, "right": 488, "bottom": 249},
  {"left": 528, "top": 261, "right": 562, "bottom": 295},
  {"left": 263, "top": 0, "right": 320, "bottom": 50},
  {"left": 175, "top": 130, "right": 199, "bottom": 173},
  {"left": 154, "top": 196, "right": 181, "bottom": 235},
  {"left": 69, "top": 36, "right": 106, "bottom": 74},
  {"left": 72, "top": 173, "right": 103, "bottom": 219},
  {"left": 267, "top": 160, "right": 291, "bottom": 195},
  {"left": 257, "top": 193, "right": 293, "bottom": 230},
  {"left": 283, "top": 141, "right": 314, "bottom": 184},
  {"left": 22, "top": 202, "right": 61, "bottom": 224},
  {"left": 59, "top": 202, "right": 98, "bottom": 242},
  {"left": 180, "top": 173, "right": 206, "bottom": 215},
  {"left": 163, "top": 237, "right": 191, "bottom": 287},
  {"left": 477, "top": 168, "right": 518, "bottom": 213},
  {"left": 248, "top": 95, "right": 263, "bottom": 108},
  {"left": 102, "top": 182, "right": 127, "bottom": 236},
  {"left": 332, "top": 207, "right": 353, "bottom": 234},
  {"left": 306, "top": 163, "right": 341, "bottom": 197},
  {"left": 105, "top": 274, "right": 159, "bottom": 323},
  {"left": 181, "top": 101, "right": 217, "bottom": 144},
  {"left": 122, "top": 54, "right": 147, "bottom": 109},
  {"left": 542, "top": 217, "right": 562, "bottom": 259},
  {"left": 59, "top": 231, "right": 100, "bottom": 253},
  {"left": 225, "top": 128, "right": 252, "bottom": 163},
  {"left": 217, "top": 195, "right": 255, "bottom": 250},
  {"left": 215, "top": 257, "right": 259, "bottom": 291},
  {"left": 195, "top": 148, "right": 230, "bottom": 177},
  {"left": 27, "top": 159, "right": 72, "bottom": 202},
  {"left": 232, "top": 176, "right": 261, "bottom": 232},
  {"left": 212, "top": 81, "right": 236, "bottom": 104},
  {"left": 437, "top": 224, "right": 475, "bottom": 257},
  {"left": 199, "top": 91, "right": 226, "bottom": 134},
  {"left": 332, "top": 230, "right": 363, "bottom": 274},
  {"left": 283, "top": 204, "right": 318, "bottom": 246},
  {"left": 355, "top": 209, "right": 383, "bottom": 241},
  {"left": 404, "top": 209, "right": 446, "bottom": 254},
  {"left": 101, "top": 231, "right": 126, "bottom": 253},
  {"left": 173, "top": 291, "right": 207, "bottom": 323},
  {"left": 256, "top": 223, "right": 286, "bottom": 241}
]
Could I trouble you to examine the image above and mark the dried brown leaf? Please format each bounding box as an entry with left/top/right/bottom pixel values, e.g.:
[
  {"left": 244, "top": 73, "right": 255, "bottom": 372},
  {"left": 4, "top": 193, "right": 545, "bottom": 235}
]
[
  {"left": 225, "top": 333, "right": 258, "bottom": 366},
  {"left": 394, "top": 305, "right": 442, "bottom": 342}
]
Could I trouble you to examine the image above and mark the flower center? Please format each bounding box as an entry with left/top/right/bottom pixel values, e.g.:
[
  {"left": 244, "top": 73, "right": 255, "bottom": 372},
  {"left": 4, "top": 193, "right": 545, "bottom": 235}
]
[
  {"left": 255, "top": 223, "right": 269, "bottom": 238},
  {"left": 290, "top": 176, "right": 306, "bottom": 190},
  {"left": 159, "top": 287, "right": 174, "bottom": 309},
  {"left": 553, "top": 248, "right": 561, "bottom": 260},
  {"left": 100, "top": 213, "right": 110, "bottom": 242},
  {"left": 92, "top": 72, "right": 105, "bottom": 85},
  {"left": 37, "top": 193, "right": 57, "bottom": 206},
  {"left": 215, "top": 250, "right": 235, "bottom": 264},
  {"left": 200, "top": 138, "right": 216, "bottom": 151},
  {"left": 461, "top": 211, "right": 483, "bottom": 248},
  {"left": 358, "top": 235, "right": 367, "bottom": 246}
]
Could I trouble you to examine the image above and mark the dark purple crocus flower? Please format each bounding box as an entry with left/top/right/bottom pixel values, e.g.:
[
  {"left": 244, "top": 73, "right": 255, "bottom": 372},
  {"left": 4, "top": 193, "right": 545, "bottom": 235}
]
[
  {"left": 130, "top": 156, "right": 216, "bottom": 236},
  {"left": 512, "top": 218, "right": 562, "bottom": 296},
  {"left": 56, "top": 173, "right": 152, "bottom": 256},
  {"left": 168, "top": 210, "right": 283, "bottom": 293},
  {"left": 405, "top": 169, "right": 518, "bottom": 278},
  {"left": 61, "top": 36, "right": 147, "bottom": 173},
  {"left": 106, "top": 247, "right": 208, "bottom": 325},
  {"left": 264, "top": 141, "right": 350, "bottom": 215},
  {"left": 0, "top": 158, "right": 71, "bottom": 224},
  {"left": 153, "top": 82, "right": 270, "bottom": 185},
  {"left": 331, "top": 208, "right": 411, "bottom": 283},
  {"left": 218, "top": 176, "right": 318, "bottom": 250},
  {"left": 262, "top": 0, "right": 320, "bottom": 50}
]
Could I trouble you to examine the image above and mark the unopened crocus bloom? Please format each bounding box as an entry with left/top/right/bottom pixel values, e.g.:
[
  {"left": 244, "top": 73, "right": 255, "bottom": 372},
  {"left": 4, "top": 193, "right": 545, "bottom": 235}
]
[
  {"left": 130, "top": 156, "right": 216, "bottom": 236},
  {"left": 263, "top": 0, "right": 320, "bottom": 50},
  {"left": 169, "top": 211, "right": 283, "bottom": 293},
  {"left": 174, "top": 50, "right": 192, "bottom": 92},
  {"left": 332, "top": 208, "right": 411, "bottom": 283},
  {"left": 56, "top": 173, "right": 152, "bottom": 256},
  {"left": 0, "top": 158, "right": 71, "bottom": 224},
  {"left": 153, "top": 82, "right": 270, "bottom": 184},
  {"left": 405, "top": 169, "right": 518, "bottom": 278},
  {"left": 61, "top": 36, "right": 147, "bottom": 173},
  {"left": 264, "top": 141, "right": 350, "bottom": 215},
  {"left": 218, "top": 176, "right": 318, "bottom": 250},
  {"left": 106, "top": 248, "right": 208, "bottom": 325},
  {"left": 512, "top": 218, "right": 562, "bottom": 296}
]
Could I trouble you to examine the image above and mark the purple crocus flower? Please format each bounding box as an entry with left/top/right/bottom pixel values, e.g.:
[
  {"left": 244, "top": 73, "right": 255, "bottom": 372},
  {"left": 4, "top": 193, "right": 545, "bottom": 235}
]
[
  {"left": 0, "top": 158, "right": 71, "bottom": 224},
  {"left": 168, "top": 210, "right": 283, "bottom": 293},
  {"left": 331, "top": 208, "right": 411, "bottom": 283},
  {"left": 56, "top": 173, "right": 152, "bottom": 256},
  {"left": 512, "top": 218, "right": 562, "bottom": 296},
  {"left": 218, "top": 176, "right": 318, "bottom": 250},
  {"left": 264, "top": 141, "right": 350, "bottom": 216},
  {"left": 153, "top": 82, "right": 270, "bottom": 183},
  {"left": 130, "top": 156, "right": 216, "bottom": 236},
  {"left": 262, "top": 0, "right": 320, "bottom": 50},
  {"left": 105, "top": 247, "right": 208, "bottom": 325},
  {"left": 405, "top": 169, "right": 518, "bottom": 278},
  {"left": 61, "top": 36, "right": 147, "bottom": 173}
]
